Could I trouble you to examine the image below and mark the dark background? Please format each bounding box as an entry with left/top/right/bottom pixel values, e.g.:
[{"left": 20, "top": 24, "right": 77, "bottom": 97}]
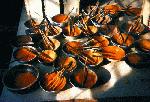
[
  {"left": 0, "top": 0, "right": 23, "bottom": 95},
  {"left": 0, "top": 0, "right": 23, "bottom": 67}
]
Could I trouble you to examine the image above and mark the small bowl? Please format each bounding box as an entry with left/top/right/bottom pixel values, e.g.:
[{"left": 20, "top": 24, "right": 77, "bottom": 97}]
[
  {"left": 13, "top": 46, "right": 38, "bottom": 63},
  {"left": 83, "top": 35, "right": 111, "bottom": 48},
  {"left": 62, "top": 41, "right": 83, "bottom": 57},
  {"left": 38, "top": 50, "right": 57, "bottom": 66},
  {"left": 11, "top": 35, "right": 34, "bottom": 47},
  {"left": 125, "top": 51, "right": 150, "bottom": 68},
  {"left": 91, "top": 15, "right": 112, "bottom": 27},
  {"left": 2, "top": 64, "right": 39, "bottom": 94},
  {"left": 39, "top": 71, "right": 69, "bottom": 93},
  {"left": 108, "top": 33, "right": 135, "bottom": 51},
  {"left": 121, "top": 21, "right": 148, "bottom": 36},
  {"left": 62, "top": 44, "right": 76, "bottom": 57},
  {"left": 51, "top": 14, "right": 70, "bottom": 27},
  {"left": 78, "top": 49, "right": 103, "bottom": 67},
  {"left": 133, "top": 40, "right": 150, "bottom": 54},
  {"left": 62, "top": 25, "right": 83, "bottom": 41},
  {"left": 70, "top": 66, "right": 111, "bottom": 88},
  {"left": 57, "top": 56, "right": 77, "bottom": 73},
  {"left": 38, "top": 38, "right": 61, "bottom": 51},
  {"left": 47, "top": 26, "right": 62, "bottom": 38}
]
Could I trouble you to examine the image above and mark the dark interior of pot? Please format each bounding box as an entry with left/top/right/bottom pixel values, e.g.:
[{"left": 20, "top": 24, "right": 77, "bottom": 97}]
[{"left": 3, "top": 64, "right": 39, "bottom": 93}]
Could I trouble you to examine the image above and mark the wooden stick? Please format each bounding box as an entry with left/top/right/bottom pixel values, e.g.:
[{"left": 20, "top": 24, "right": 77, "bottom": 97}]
[
  {"left": 41, "top": 0, "right": 46, "bottom": 19},
  {"left": 82, "top": 57, "right": 88, "bottom": 87}
]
